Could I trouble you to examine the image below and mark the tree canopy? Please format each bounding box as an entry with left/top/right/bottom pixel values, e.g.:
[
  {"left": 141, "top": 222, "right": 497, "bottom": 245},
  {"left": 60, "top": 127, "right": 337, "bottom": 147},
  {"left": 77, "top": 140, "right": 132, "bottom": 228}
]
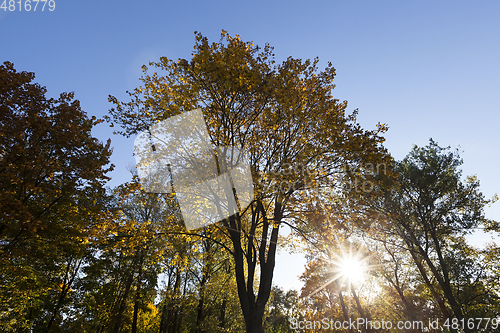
[
  {"left": 2, "top": 32, "right": 499, "bottom": 333},
  {"left": 0, "top": 61, "right": 113, "bottom": 332},
  {"left": 107, "top": 30, "right": 389, "bottom": 332}
]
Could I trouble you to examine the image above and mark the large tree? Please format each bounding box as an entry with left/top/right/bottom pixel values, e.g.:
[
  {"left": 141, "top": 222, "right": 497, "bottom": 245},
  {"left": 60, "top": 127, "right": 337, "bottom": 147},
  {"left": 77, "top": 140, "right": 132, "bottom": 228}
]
[
  {"left": 107, "top": 31, "right": 388, "bottom": 332},
  {"left": 0, "top": 61, "right": 113, "bottom": 332}
]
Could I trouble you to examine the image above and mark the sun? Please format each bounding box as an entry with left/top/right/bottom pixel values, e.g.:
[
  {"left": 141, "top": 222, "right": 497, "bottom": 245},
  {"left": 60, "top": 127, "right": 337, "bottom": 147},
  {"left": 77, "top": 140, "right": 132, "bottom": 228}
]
[
  {"left": 303, "top": 243, "right": 373, "bottom": 300},
  {"left": 337, "top": 255, "right": 366, "bottom": 286}
]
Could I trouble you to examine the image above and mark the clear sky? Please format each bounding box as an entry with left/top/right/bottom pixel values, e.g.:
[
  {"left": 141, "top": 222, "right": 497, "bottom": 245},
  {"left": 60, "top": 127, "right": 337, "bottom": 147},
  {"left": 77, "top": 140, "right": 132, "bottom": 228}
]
[{"left": 2, "top": 0, "right": 499, "bottom": 291}]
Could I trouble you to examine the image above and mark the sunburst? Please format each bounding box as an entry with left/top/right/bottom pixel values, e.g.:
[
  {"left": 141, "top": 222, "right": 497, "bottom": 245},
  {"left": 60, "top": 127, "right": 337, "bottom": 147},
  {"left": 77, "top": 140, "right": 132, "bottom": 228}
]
[
  {"left": 305, "top": 242, "right": 374, "bottom": 299},
  {"left": 336, "top": 252, "right": 366, "bottom": 286}
]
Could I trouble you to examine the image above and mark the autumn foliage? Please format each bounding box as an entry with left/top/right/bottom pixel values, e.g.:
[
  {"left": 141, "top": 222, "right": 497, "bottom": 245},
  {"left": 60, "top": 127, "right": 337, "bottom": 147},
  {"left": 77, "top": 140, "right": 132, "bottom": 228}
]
[
  {"left": 1, "top": 31, "right": 499, "bottom": 333},
  {"left": 0, "top": 61, "right": 113, "bottom": 331}
]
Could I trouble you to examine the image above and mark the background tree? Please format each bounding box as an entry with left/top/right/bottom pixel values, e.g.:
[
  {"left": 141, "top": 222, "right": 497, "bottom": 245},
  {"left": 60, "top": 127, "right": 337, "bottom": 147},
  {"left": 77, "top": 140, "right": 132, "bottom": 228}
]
[
  {"left": 106, "top": 30, "right": 388, "bottom": 332},
  {"left": 296, "top": 139, "right": 500, "bottom": 333},
  {"left": 381, "top": 140, "right": 498, "bottom": 332},
  {"left": 264, "top": 287, "right": 301, "bottom": 333},
  {"left": 0, "top": 61, "right": 113, "bottom": 332},
  {"left": 61, "top": 179, "right": 245, "bottom": 333}
]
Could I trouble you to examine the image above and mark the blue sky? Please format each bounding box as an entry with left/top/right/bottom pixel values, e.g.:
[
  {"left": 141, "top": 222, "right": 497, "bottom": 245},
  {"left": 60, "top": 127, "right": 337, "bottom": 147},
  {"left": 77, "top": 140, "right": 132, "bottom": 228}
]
[{"left": 2, "top": 0, "right": 499, "bottom": 291}]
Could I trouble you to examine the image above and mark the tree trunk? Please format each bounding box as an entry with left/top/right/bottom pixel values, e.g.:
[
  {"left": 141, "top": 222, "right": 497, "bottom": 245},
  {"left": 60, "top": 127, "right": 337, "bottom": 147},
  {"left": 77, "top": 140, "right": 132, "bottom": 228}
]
[
  {"left": 113, "top": 270, "right": 134, "bottom": 333},
  {"left": 195, "top": 272, "right": 207, "bottom": 333},
  {"left": 45, "top": 257, "right": 82, "bottom": 333},
  {"left": 113, "top": 250, "right": 142, "bottom": 333},
  {"left": 159, "top": 303, "right": 168, "bottom": 333},
  {"left": 132, "top": 252, "right": 144, "bottom": 333},
  {"left": 351, "top": 285, "right": 372, "bottom": 333},
  {"left": 219, "top": 298, "right": 227, "bottom": 330},
  {"left": 166, "top": 268, "right": 181, "bottom": 333},
  {"left": 226, "top": 201, "right": 281, "bottom": 333},
  {"left": 428, "top": 229, "right": 470, "bottom": 332},
  {"left": 337, "top": 287, "right": 354, "bottom": 333},
  {"left": 408, "top": 244, "right": 451, "bottom": 320}
]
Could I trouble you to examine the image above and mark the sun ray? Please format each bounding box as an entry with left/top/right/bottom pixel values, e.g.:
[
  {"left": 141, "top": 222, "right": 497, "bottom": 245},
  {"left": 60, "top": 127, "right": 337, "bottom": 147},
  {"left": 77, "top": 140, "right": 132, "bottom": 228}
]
[
  {"left": 305, "top": 272, "right": 344, "bottom": 299},
  {"left": 336, "top": 253, "right": 366, "bottom": 286},
  {"left": 303, "top": 241, "right": 376, "bottom": 300}
]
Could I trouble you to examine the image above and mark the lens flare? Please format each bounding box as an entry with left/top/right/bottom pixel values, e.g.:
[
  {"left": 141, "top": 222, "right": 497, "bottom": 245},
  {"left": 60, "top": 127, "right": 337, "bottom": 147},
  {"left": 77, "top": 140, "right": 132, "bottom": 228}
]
[{"left": 337, "top": 255, "right": 365, "bottom": 285}]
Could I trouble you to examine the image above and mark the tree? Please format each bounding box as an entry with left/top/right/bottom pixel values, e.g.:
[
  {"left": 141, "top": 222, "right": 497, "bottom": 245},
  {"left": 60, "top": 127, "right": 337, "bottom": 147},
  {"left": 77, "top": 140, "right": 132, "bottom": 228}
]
[
  {"left": 65, "top": 179, "right": 245, "bottom": 333},
  {"left": 106, "top": 31, "right": 388, "bottom": 332},
  {"left": 379, "top": 139, "right": 498, "bottom": 332},
  {"left": 0, "top": 61, "right": 113, "bottom": 332},
  {"left": 265, "top": 287, "right": 301, "bottom": 332}
]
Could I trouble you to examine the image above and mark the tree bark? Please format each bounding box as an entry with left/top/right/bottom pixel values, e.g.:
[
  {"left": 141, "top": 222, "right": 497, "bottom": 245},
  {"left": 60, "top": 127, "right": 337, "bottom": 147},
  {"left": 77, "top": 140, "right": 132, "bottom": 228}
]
[
  {"left": 113, "top": 249, "right": 142, "bottom": 333},
  {"left": 227, "top": 200, "right": 282, "bottom": 333},
  {"left": 218, "top": 298, "right": 227, "bottom": 330},
  {"left": 45, "top": 257, "right": 82, "bottom": 333},
  {"left": 351, "top": 284, "right": 372, "bottom": 333},
  {"left": 132, "top": 252, "right": 144, "bottom": 333},
  {"left": 337, "top": 287, "right": 354, "bottom": 333},
  {"left": 195, "top": 272, "right": 207, "bottom": 332}
]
